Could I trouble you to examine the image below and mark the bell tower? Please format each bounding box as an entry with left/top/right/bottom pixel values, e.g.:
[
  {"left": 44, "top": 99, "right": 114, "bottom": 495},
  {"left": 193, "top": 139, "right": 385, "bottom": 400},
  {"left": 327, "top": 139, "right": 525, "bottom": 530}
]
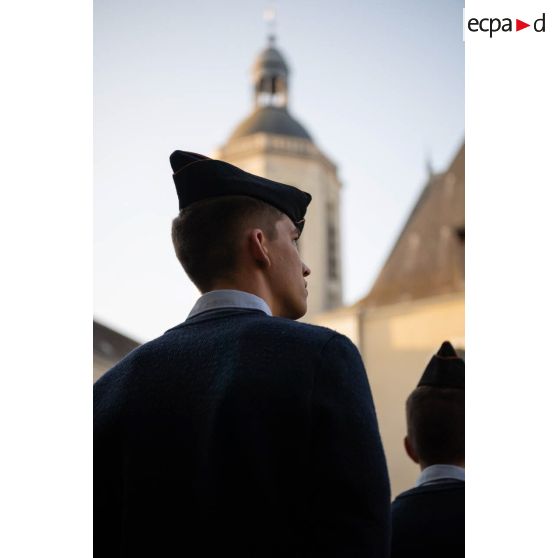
[{"left": 214, "top": 29, "right": 343, "bottom": 316}]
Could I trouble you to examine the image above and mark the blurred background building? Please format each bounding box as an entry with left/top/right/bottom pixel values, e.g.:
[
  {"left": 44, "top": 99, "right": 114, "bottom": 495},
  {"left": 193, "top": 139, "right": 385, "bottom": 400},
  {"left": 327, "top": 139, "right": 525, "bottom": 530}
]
[
  {"left": 313, "top": 143, "right": 464, "bottom": 495},
  {"left": 93, "top": 320, "right": 140, "bottom": 383},
  {"left": 94, "top": 25, "right": 464, "bottom": 497}
]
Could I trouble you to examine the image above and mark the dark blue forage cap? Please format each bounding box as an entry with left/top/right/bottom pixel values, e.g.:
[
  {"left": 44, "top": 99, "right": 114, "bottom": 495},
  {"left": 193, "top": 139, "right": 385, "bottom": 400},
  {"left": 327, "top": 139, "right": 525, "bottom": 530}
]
[
  {"left": 170, "top": 151, "right": 312, "bottom": 232},
  {"left": 417, "top": 341, "right": 465, "bottom": 389}
]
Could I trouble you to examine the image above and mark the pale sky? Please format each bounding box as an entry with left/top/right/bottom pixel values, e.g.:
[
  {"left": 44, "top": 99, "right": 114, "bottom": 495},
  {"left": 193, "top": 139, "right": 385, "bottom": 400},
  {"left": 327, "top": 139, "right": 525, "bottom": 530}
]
[{"left": 94, "top": 0, "right": 464, "bottom": 342}]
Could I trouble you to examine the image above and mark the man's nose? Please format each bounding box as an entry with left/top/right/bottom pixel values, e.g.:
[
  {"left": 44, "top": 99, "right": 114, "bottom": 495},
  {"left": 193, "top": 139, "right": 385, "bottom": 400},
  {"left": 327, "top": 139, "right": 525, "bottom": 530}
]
[{"left": 303, "top": 263, "right": 311, "bottom": 277}]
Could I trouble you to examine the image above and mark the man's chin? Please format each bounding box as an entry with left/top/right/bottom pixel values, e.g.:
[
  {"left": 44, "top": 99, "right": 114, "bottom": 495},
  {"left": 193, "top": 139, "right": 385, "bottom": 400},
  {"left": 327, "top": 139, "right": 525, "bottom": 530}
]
[
  {"left": 277, "top": 302, "right": 307, "bottom": 321},
  {"left": 291, "top": 302, "right": 308, "bottom": 321}
]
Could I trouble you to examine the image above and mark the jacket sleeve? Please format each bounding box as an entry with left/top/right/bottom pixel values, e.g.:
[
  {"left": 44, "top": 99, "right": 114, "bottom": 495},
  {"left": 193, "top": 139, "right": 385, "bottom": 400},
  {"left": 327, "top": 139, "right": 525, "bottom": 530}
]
[{"left": 309, "top": 333, "right": 391, "bottom": 557}]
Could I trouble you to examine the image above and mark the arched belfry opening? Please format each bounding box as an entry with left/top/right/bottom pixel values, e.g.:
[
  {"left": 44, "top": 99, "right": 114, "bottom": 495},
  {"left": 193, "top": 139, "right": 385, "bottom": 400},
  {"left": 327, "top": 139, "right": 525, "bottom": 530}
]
[{"left": 252, "top": 35, "right": 289, "bottom": 109}]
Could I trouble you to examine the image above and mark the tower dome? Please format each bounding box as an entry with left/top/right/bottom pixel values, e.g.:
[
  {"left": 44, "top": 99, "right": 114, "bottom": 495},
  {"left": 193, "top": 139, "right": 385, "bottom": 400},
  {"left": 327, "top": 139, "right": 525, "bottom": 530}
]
[
  {"left": 228, "top": 106, "right": 312, "bottom": 141},
  {"left": 252, "top": 43, "right": 289, "bottom": 85}
]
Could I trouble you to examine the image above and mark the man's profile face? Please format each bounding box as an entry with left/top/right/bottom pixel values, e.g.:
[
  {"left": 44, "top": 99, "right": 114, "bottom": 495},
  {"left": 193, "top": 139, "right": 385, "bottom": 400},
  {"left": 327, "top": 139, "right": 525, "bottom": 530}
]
[{"left": 266, "top": 214, "right": 310, "bottom": 319}]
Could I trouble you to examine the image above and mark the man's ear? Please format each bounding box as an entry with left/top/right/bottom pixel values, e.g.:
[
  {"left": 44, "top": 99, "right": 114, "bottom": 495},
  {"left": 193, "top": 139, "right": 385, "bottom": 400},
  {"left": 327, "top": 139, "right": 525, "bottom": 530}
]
[
  {"left": 247, "top": 229, "right": 271, "bottom": 268},
  {"left": 404, "top": 435, "right": 420, "bottom": 464}
]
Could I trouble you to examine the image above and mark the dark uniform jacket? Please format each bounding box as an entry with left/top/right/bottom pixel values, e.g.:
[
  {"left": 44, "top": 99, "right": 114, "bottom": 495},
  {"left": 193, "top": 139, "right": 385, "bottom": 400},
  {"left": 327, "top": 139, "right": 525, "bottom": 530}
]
[
  {"left": 94, "top": 308, "right": 391, "bottom": 557},
  {"left": 391, "top": 480, "right": 465, "bottom": 558}
]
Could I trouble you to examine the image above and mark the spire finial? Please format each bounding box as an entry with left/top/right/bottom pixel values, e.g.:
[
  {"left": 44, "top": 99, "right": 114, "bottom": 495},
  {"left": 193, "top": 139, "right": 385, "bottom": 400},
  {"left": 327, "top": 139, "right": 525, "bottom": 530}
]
[{"left": 263, "top": 5, "right": 277, "bottom": 45}]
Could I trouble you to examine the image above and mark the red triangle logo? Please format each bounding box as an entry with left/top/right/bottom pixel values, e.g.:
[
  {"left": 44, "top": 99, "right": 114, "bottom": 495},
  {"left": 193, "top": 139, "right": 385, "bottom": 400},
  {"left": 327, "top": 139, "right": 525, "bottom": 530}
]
[{"left": 516, "top": 19, "right": 530, "bottom": 31}]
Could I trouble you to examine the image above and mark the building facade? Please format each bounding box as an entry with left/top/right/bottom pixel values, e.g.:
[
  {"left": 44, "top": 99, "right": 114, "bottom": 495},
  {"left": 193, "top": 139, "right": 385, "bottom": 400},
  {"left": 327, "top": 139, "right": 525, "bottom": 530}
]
[{"left": 313, "top": 143, "right": 465, "bottom": 496}]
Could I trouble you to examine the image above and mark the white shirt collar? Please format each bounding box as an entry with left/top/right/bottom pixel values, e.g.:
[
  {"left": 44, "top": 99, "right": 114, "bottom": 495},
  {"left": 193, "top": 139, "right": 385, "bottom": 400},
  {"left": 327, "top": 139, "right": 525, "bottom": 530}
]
[
  {"left": 188, "top": 289, "right": 272, "bottom": 319},
  {"left": 416, "top": 464, "right": 465, "bottom": 487}
]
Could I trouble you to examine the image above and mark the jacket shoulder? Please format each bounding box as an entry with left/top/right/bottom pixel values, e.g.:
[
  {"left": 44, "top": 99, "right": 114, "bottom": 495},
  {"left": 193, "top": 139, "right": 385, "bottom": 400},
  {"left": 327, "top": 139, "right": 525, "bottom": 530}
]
[
  {"left": 93, "top": 332, "right": 166, "bottom": 388},
  {"left": 253, "top": 317, "right": 364, "bottom": 360},
  {"left": 94, "top": 315, "right": 360, "bottom": 391},
  {"left": 272, "top": 316, "right": 356, "bottom": 342},
  {"left": 267, "top": 316, "right": 343, "bottom": 339},
  {"left": 177, "top": 310, "right": 356, "bottom": 352},
  {"left": 394, "top": 481, "right": 465, "bottom": 503}
]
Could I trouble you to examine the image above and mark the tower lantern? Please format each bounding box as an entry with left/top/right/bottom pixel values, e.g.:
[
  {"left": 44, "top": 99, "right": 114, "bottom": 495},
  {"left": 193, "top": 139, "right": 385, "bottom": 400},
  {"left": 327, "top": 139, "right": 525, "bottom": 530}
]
[{"left": 252, "top": 34, "right": 289, "bottom": 109}]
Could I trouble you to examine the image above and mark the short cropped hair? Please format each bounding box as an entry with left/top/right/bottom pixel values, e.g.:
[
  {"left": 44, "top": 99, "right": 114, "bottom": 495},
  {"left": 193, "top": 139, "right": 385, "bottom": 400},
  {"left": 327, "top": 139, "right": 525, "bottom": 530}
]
[
  {"left": 171, "top": 195, "right": 283, "bottom": 292},
  {"left": 406, "top": 386, "right": 465, "bottom": 466}
]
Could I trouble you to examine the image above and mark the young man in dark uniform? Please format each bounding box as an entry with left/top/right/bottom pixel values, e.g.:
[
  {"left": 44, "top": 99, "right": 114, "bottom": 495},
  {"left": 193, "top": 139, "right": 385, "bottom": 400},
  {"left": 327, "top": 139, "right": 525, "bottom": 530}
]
[
  {"left": 94, "top": 151, "right": 391, "bottom": 557},
  {"left": 391, "top": 341, "right": 465, "bottom": 558}
]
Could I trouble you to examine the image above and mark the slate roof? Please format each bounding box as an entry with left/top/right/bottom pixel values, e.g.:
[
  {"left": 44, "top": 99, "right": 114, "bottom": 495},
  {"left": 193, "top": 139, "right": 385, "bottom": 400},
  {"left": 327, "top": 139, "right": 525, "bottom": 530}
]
[
  {"left": 228, "top": 106, "right": 312, "bottom": 141},
  {"left": 252, "top": 45, "right": 289, "bottom": 77},
  {"left": 360, "top": 143, "right": 465, "bottom": 307},
  {"left": 93, "top": 320, "right": 140, "bottom": 382}
]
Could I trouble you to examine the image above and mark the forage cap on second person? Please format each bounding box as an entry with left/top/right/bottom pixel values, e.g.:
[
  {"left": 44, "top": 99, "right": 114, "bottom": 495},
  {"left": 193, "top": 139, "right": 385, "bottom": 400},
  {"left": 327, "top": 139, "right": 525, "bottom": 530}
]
[
  {"left": 417, "top": 341, "right": 465, "bottom": 389},
  {"left": 170, "top": 150, "right": 312, "bottom": 232}
]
